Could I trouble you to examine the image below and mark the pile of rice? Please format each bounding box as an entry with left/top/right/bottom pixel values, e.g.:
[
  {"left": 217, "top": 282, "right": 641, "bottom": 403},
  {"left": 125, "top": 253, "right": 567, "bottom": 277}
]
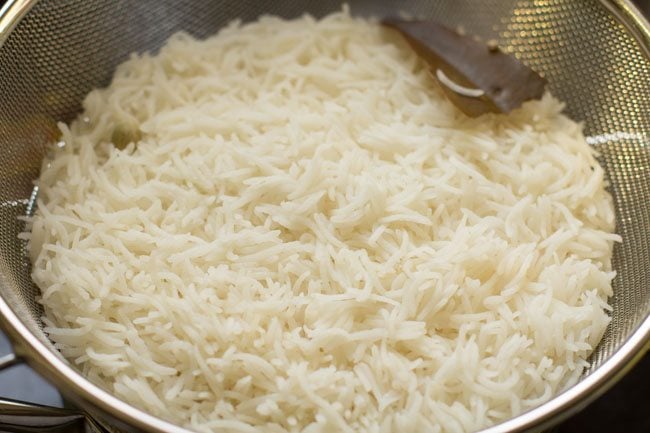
[{"left": 28, "top": 9, "right": 620, "bottom": 433}]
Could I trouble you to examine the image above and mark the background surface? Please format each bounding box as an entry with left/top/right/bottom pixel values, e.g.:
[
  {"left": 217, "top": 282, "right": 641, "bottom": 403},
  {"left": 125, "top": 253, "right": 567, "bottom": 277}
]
[{"left": 0, "top": 0, "right": 648, "bottom": 431}]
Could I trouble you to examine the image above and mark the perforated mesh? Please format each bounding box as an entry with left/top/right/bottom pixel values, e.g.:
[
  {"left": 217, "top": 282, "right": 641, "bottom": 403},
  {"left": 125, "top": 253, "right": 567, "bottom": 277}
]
[
  {"left": 0, "top": 0, "right": 648, "bottom": 431},
  {"left": 495, "top": 0, "right": 650, "bottom": 374}
]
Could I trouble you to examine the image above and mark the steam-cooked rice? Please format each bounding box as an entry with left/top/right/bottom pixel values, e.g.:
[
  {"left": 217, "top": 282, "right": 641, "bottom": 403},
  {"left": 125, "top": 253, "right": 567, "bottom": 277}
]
[{"left": 27, "top": 9, "right": 619, "bottom": 433}]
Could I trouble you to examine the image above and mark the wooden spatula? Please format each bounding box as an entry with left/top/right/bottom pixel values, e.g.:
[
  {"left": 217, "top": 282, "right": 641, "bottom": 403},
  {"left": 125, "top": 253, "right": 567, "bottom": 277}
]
[{"left": 382, "top": 18, "right": 546, "bottom": 117}]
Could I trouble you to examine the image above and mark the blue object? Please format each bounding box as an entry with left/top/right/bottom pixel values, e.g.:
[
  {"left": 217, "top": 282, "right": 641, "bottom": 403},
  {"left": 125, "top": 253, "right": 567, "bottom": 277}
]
[{"left": 0, "top": 330, "right": 62, "bottom": 407}]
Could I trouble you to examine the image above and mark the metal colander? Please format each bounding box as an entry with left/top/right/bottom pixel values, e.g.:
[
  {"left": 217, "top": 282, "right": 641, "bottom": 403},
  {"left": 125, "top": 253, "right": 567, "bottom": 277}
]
[{"left": 0, "top": 0, "right": 648, "bottom": 432}]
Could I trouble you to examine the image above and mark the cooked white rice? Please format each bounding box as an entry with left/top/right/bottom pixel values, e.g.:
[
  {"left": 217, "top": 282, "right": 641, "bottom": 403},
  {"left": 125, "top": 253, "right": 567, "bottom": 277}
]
[{"left": 27, "top": 9, "right": 620, "bottom": 433}]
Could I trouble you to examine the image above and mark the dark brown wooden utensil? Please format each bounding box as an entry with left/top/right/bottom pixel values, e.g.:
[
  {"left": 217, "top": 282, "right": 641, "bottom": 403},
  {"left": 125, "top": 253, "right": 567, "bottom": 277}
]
[{"left": 382, "top": 18, "right": 547, "bottom": 117}]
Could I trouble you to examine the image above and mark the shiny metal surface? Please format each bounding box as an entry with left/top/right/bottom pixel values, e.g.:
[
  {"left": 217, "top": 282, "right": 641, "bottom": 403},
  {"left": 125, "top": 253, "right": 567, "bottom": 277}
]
[
  {"left": 0, "top": 352, "right": 19, "bottom": 370},
  {"left": 0, "top": 0, "right": 648, "bottom": 432},
  {"left": 0, "top": 397, "right": 109, "bottom": 433}
]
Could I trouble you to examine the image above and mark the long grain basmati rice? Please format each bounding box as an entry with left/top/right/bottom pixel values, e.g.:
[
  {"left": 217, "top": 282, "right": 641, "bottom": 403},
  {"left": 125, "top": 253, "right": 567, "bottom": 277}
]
[{"left": 28, "top": 9, "right": 619, "bottom": 433}]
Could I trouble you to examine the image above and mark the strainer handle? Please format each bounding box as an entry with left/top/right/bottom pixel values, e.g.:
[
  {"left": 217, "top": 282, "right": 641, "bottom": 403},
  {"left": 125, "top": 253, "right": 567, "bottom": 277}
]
[
  {"left": 0, "top": 397, "right": 109, "bottom": 433},
  {"left": 0, "top": 351, "right": 20, "bottom": 370},
  {"left": 0, "top": 353, "right": 109, "bottom": 432}
]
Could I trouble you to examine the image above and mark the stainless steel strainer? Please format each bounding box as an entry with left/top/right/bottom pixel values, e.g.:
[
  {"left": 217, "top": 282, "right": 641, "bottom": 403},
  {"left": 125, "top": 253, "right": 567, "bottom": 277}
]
[{"left": 0, "top": 0, "right": 648, "bottom": 432}]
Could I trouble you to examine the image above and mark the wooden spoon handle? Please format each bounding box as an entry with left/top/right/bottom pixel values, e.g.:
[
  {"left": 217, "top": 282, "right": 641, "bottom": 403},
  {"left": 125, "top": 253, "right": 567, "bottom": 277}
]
[{"left": 383, "top": 18, "right": 547, "bottom": 117}]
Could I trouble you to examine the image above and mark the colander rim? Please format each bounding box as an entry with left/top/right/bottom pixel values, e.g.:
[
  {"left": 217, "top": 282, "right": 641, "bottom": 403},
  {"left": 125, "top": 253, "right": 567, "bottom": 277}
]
[{"left": 0, "top": 0, "right": 648, "bottom": 432}]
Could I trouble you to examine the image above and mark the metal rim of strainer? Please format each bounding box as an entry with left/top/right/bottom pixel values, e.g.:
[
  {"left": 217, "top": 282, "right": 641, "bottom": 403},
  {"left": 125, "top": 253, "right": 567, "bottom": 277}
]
[{"left": 0, "top": 0, "right": 648, "bottom": 432}]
